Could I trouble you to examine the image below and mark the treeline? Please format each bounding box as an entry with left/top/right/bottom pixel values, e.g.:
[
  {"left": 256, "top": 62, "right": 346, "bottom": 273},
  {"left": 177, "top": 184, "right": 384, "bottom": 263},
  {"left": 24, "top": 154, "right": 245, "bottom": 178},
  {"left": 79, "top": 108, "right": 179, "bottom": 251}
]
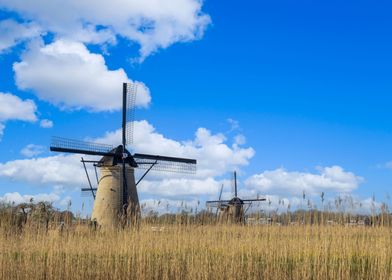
[{"left": 0, "top": 201, "right": 74, "bottom": 232}]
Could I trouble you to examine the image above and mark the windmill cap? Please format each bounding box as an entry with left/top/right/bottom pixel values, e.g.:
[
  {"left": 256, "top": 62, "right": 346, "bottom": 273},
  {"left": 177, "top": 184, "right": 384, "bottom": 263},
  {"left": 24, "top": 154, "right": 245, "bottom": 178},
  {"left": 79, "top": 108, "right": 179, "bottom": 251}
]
[{"left": 98, "top": 145, "right": 138, "bottom": 167}]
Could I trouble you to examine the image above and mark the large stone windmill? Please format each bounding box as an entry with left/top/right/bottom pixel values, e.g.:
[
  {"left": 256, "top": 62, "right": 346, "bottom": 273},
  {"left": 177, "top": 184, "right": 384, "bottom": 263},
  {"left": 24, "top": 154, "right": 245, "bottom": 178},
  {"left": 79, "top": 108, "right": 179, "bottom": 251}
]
[
  {"left": 50, "top": 83, "right": 197, "bottom": 227},
  {"left": 206, "top": 171, "right": 265, "bottom": 223}
]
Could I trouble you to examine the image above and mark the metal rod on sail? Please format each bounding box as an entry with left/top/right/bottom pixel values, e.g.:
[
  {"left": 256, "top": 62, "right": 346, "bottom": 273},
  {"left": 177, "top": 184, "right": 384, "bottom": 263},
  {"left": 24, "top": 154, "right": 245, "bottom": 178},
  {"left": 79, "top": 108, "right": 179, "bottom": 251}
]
[
  {"left": 136, "top": 160, "right": 158, "bottom": 186},
  {"left": 244, "top": 202, "right": 252, "bottom": 215},
  {"left": 94, "top": 165, "right": 99, "bottom": 185},
  {"left": 81, "top": 157, "right": 95, "bottom": 199},
  {"left": 216, "top": 184, "right": 224, "bottom": 215}
]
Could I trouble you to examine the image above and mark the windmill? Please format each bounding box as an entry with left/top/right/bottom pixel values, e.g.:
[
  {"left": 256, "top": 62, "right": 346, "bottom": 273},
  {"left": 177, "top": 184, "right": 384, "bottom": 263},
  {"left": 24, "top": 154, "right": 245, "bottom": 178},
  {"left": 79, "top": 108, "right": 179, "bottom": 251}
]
[
  {"left": 206, "top": 171, "right": 265, "bottom": 223},
  {"left": 50, "top": 83, "right": 197, "bottom": 228}
]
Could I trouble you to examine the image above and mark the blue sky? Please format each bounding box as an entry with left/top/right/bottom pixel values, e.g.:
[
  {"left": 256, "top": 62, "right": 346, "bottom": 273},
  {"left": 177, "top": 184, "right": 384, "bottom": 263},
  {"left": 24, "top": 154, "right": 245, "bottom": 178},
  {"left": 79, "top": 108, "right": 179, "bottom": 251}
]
[{"left": 1, "top": 0, "right": 392, "bottom": 214}]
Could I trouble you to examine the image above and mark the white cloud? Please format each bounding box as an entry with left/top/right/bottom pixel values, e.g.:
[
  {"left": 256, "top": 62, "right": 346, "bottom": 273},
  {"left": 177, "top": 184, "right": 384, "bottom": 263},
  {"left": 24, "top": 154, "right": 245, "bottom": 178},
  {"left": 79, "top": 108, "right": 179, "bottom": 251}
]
[
  {"left": 0, "top": 92, "right": 37, "bottom": 140},
  {"left": 40, "top": 119, "right": 53, "bottom": 128},
  {"left": 0, "top": 92, "right": 37, "bottom": 122},
  {"left": 139, "top": 177, "right": 221, "bottom": 198},
  {"left": 0, "top": 192, "right": 60, "bottom": 205},
  {"left": 0, "top": 0, "right": 211, "bottom": 59},
  {"left": 20, "top": 144, "right": 45, "bottom": 157},
  {"left": 0, "top": 19, "right": 42, "bottom": 53},
  {"left": 234, "top": 134, "right": 246, "bottom": 145},
  {"left": 13, "top": 39, "right": 151, "bottom": 111},
  {"left": 0, "top": 154, "right": 86, "bottom": 187},
  {"left": 245, "top": 166, "right": 363, "bottom": 196}
]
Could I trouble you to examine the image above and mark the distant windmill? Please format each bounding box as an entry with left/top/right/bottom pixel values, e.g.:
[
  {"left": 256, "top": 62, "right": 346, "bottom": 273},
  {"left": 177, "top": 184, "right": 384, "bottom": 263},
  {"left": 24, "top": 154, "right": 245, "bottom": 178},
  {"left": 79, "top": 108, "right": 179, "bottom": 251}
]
[
  {"left": 206, "top": 171, "right": 265, "bottom": 223},
  {"left": 50, "top": 83, "right": 197, "bottom": 228}
]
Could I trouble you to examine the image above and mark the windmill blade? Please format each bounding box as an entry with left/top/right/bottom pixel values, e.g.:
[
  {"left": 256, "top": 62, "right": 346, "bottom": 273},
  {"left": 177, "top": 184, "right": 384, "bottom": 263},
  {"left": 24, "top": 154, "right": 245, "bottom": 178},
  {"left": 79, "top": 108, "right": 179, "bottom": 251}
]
[
  {"left": 206, "top": 200, "right": 231, "bottom": 204},
  {"left": 81, "top": 187, "right": 98, "bottom": 198},
  {"left": 50, "top": 137, "right": 115, "bottom": 156},
  {"left": 242, "top": 198, "right": 267, "bottom": 202},
  {"left": 216, "top": 184, "right": 224, "bottom": 215},
  {"left": 244, "top": 203, "right": 253, "bottom": 215},
  {"left": 231, "top": 171, "right": 237, "bottom": 197},
  {"left": 206, "top": 200, "right": 231, "bottom": 208},
  {"left": 81, "top": 188, "right": 98, "bottom": 192},
  {"left": 81, "top": 190, "right": 96, "bottom": 198},
  {"left": 218, "top": 184, "right": 224, "bottom": 201},
  {"left": 122, "top": 82, "right": 137, "bottom": 147},
  {"left": 134, "top": 153, "right": 197, "bottom": 173}
]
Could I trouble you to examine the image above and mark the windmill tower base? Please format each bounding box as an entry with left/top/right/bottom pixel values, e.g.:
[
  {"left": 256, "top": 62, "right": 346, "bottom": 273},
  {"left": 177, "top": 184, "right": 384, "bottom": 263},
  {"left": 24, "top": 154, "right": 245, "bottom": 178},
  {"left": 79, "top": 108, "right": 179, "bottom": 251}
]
[
  {"left": 92, "top": 166, "right": 139, "bottom": 228},
  {"left": 218, "top": 205, "right": 245, "bottom": 224}
]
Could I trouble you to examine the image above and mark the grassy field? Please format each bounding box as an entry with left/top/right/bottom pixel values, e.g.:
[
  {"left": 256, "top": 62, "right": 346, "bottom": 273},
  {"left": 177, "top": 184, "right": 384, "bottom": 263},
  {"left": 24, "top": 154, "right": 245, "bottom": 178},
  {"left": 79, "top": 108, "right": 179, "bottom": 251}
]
[{"left": 1, "top": 222, "right": 392, "bottom": 280}]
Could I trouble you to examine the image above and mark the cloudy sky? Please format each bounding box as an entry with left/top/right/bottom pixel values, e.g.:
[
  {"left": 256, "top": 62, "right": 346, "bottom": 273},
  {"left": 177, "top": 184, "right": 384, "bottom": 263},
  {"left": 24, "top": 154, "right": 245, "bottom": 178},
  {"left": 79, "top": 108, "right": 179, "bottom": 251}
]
[{"left": 1, "top": 0, "right": 392, "bottom": 214}]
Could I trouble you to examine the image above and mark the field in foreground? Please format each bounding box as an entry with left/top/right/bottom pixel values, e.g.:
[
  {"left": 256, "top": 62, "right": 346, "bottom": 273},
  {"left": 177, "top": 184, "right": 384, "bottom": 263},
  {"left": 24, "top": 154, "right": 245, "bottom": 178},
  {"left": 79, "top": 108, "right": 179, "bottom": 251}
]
[{"left": 1, "top": 224, "right": 392, "bottom": 280}]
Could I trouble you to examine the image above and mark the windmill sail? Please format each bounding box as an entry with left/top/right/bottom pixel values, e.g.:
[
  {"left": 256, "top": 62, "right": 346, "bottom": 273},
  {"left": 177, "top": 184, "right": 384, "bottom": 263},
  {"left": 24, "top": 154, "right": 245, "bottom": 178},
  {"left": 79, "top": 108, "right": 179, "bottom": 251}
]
[
  {"left": 206, "top": 200, "right": 231, "bottom": 207},
  {"left": 50, "top": 137, "right": 114, "bottom": 156},
  {"left": 123, "top": 82, "right": 137, "bottom": 147},
  {"left": 134, "top": 153, "right": 197, "bottom": 173},
  {"left": 242, "top": 198, "right": 267, "bottom": 202}
]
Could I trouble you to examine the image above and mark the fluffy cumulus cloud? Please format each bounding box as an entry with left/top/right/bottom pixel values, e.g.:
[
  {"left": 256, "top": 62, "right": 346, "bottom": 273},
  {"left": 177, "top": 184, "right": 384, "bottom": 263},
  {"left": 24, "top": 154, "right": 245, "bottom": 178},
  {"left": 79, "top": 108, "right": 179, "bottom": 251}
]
[
  {"left": 245, "top": 166, "right": 363, "bottom": 196},
  {"left": 0, "top": 154, "right": 86, "bottom": 187},
  {"left": 0, "top": 92, "right": 37, "bottom": 122},
  {"left": 0, "top": 19, "right": 42, "bottom": 53},
  {"left": 0, "top": 192, "right": 60, "bottom": 204},
  {"left": 0, "top": 92, "right": 37, "bottom": 139},
  {"left": 14, "top": 39, "right": 151, "bottom": 111},
  {"left": 0, "top": 0, "right": 211, "bottom": 59},
  {"left": 139, "top": 178, "right": 221, "bottom": 198}
]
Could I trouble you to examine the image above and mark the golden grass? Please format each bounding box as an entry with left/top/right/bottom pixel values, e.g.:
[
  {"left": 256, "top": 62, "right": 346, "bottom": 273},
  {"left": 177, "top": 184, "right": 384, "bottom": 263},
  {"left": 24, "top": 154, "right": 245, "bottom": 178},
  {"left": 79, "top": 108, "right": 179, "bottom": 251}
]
[{"left": 1, "top": 223, "right": 392, "bottom": 279}]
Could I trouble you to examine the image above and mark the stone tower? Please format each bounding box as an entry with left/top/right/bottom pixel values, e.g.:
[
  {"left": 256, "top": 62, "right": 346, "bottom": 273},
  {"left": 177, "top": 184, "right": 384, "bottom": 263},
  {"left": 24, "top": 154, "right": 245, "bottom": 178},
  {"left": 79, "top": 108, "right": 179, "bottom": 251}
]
[{"left": 91, "top": 164, "right": 139, "bottom": 228}]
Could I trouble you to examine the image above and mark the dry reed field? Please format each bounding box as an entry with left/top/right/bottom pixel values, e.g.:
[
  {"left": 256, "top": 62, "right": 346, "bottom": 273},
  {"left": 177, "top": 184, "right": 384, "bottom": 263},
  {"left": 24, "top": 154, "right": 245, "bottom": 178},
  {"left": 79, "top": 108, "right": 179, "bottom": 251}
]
[{"left": 1, "top": 222, "right": 392, "bottom": 280}]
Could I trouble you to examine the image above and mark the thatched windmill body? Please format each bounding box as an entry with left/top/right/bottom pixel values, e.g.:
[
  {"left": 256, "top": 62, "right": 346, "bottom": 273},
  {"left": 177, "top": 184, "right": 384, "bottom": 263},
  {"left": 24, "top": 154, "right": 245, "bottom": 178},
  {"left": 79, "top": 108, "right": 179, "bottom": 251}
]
[
  {"left": 50, "top": 83, "right": 197, "bottom": 227},
  {"left": 206, "top": 171, "right": 265, "bottom": 223}
]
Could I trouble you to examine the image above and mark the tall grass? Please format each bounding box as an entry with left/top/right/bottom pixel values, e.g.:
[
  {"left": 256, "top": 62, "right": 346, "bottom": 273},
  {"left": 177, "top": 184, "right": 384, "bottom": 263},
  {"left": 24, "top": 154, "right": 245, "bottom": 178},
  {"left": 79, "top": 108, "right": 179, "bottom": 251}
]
[{"left": 1, "top": 219, "right": 392, "bottom": 279}]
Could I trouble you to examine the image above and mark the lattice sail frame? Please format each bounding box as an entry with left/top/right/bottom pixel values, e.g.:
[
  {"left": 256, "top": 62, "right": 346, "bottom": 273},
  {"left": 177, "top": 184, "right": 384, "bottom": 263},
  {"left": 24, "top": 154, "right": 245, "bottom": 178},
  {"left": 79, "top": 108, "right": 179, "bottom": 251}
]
[
  {"left": 136, "top": 159, "right": 196, "bottom": 174},
  {"left": 50, "top": 137, "right": 114, "bottom": 155},
  {"left": 125, "top": 83, "right": 137, "bottom": 147},
  {"left": 134, "top": 153, "right": 197, "bottom": 174},
  {"left": 206, "top": 201, "right": 230, "bottom": 208}
]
